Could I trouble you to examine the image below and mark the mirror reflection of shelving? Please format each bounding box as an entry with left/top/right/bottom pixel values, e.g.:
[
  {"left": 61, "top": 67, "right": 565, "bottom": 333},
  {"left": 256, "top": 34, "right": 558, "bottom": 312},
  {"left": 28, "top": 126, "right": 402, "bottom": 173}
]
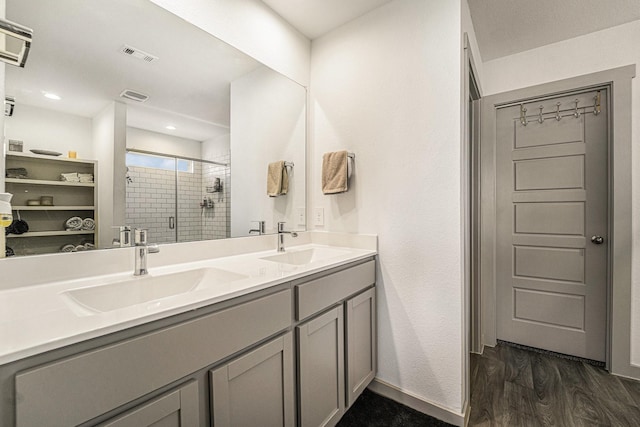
[{"left": 5, "top": 152, "right": 98, "bottom": 256}]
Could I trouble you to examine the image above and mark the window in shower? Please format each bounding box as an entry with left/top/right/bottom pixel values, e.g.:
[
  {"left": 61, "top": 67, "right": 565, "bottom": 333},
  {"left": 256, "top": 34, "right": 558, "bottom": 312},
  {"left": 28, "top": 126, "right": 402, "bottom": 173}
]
[{"left": 126, "top": 152, "right": 193, "bottom": 173}]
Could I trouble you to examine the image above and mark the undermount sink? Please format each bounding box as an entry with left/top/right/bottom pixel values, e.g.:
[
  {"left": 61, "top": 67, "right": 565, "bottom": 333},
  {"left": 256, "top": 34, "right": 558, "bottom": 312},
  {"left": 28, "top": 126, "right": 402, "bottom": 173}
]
[
  {"left": 63, "top": 267, "right": 248, "bottom": 314},
  {"left": 260, "top": 247, "right": 350, "bottom": 266}
]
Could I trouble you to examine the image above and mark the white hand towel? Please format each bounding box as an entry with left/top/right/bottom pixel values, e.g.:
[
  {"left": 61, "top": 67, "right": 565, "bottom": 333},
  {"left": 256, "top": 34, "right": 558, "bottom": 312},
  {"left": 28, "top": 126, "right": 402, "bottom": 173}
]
[
  {"left": 65, "top": 216, "right": 83, "bottom": 231},
  {"left": 81, "top": 218, "right": 95, "bottom": 230}
]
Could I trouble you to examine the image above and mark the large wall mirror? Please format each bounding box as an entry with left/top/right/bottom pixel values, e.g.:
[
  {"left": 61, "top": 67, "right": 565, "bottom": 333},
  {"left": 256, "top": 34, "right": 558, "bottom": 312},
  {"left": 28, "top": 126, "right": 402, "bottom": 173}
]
[{"left": 3, "top": 0, "right": 306, "bottom": 257}]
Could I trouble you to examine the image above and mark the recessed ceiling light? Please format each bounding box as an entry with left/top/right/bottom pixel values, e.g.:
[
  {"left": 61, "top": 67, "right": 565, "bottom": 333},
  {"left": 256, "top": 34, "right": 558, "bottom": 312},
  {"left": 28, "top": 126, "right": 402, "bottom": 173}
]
[
  {"left": 43, "top": 92, "right": 61, "bottom": 100},
  {"left": 166, "top": 125, "right": 176, "bottom": 130}
]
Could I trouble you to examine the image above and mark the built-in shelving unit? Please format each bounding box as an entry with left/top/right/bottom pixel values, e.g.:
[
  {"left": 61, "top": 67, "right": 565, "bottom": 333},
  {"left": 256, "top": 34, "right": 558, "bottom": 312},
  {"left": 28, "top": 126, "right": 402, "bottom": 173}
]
[
  {"left": 5, "top": 178, "right": 95, "bottom": 187},
  {"left": 7, "top": 230, "right": 95, "bottom": 238},
  {"left": 5, "top": 152, "right": 98, "bottom": 256},
  {"left": 11, "top": 206, "right": 96, "bottom": 211}
]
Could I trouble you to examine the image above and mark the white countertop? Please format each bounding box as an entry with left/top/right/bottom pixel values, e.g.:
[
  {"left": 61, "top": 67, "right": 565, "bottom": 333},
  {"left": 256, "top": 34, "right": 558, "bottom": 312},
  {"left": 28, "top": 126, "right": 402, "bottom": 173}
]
[{"left": 0, "top": 236, "right": 376, "bottom": 365}]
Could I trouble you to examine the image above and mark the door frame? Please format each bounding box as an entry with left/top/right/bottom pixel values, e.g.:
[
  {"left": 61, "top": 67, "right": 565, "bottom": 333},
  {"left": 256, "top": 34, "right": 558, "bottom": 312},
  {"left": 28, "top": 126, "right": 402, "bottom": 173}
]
[
  {"left": 462, "top": 33, "right": 482, "bottom": 422},
  {"left": 479, "top": 65, "right": 637, "bottom": 377}
]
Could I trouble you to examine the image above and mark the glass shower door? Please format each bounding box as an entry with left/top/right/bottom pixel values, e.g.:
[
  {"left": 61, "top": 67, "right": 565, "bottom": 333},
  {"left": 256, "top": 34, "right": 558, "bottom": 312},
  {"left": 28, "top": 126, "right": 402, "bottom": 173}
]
[
  {"left": 176, "top": 158, "right": 203, "bottom": 243},
  {"left": 125, "top": 151, "right": 231, "bottom": 244},
  {"left": 125, "top": 151, "right": 178, "bottom": 244}
]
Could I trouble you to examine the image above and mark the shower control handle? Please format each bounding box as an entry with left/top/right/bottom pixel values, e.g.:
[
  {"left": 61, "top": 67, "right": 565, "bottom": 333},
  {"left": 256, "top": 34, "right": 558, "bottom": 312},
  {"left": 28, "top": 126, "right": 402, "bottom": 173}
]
[{"left": 169, "top": 216, "right": 175, "bottom": 230}]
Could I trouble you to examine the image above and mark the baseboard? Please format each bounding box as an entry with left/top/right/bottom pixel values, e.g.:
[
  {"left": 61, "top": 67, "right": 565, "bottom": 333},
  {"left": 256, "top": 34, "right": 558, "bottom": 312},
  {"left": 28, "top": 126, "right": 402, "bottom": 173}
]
[{"left": 367, "top": 378, "right": 466, "bottom": 426}]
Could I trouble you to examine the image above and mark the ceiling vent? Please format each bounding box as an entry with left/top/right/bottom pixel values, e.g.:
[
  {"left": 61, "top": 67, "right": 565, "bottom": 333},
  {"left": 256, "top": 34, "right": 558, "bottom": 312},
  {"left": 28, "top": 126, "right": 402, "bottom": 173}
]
[
  {"left": 120, "top": 89, "right": 149, "bottom": 103},
  {"left": 119, "top": 44, "right": 158, "bottom": 63}
]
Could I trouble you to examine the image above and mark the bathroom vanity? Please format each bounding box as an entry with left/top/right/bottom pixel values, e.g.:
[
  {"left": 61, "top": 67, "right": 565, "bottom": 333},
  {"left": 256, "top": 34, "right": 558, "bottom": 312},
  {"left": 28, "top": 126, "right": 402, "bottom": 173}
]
[{"left": 0, "top": 234, "right": 377, "bottom": 427}]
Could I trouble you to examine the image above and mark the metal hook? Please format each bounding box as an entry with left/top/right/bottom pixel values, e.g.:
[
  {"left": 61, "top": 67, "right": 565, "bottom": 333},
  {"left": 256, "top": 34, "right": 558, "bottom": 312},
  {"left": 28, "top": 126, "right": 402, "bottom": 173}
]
[
  {"left": 573, "top": 99, "right": 580, "bottom": 118},
  {"left": 538, "top": 106, "right": 544, "bottom": 124},
  {"left": 520, "top": 104, "right": 527, "bottom": 126},
  {"left": 555, "top": 102, "right": 561, "bottom": 121},
  {"left": 593, "top": 92, "right": 601, "bottom": 116}
]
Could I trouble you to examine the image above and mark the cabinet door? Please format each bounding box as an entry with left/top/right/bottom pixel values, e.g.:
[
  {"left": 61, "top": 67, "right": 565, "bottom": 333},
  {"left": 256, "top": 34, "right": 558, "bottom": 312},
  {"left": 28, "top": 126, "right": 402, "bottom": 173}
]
[
  {"left": 211, "top": 332, "right": 295, "bottom": 427},
  {"left": 297, "top": 306, "right": 344, "bottom": 427},
  {"left": 345, "top": 287, "right": 377, "bottom": 407},
  {"left": 99, "top": 380, "right": 199, "bottom": 427}
]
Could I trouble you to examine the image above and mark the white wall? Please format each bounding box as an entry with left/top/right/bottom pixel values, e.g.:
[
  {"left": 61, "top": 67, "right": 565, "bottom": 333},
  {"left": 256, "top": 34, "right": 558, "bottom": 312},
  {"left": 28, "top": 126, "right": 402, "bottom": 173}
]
[
  {"left": 310, "top": 0, "right": 465, "bottom": 414},
  {"left": 92, "top": 102, "right": 127, "bottom": 248},
  {"left": 482, "top": 20, "right": 640, "bottom": 369},
  {"left": 230, "top": 66, "right": 306, "bottom": 237},
  {"left": 5, "top": 104, "right": 93, "bottom": 159},
  {"left": 148, "top": 0, "right": 310, "bottom": 86},
  {"left": 126, "top": 127, "right": 202, "bottom": 159},
  {"left": 202, "top": 134, "right": 230, "bottom": 160}
]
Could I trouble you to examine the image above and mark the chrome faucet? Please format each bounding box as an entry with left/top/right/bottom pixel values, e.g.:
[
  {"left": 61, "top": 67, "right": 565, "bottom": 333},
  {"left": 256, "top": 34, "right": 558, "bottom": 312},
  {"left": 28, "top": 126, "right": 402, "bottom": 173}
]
[
  {"left": 249, "top": 220, "right": 266, "bottom": 235},
  {"left": 134, "top": 228, "right": 159, "bottom": 276},
  {"left": 277, "top": 222, "right": 298, "bottom": 252},
  {"left": 112, "top": 226, "right": 132, "bottom": 247}
]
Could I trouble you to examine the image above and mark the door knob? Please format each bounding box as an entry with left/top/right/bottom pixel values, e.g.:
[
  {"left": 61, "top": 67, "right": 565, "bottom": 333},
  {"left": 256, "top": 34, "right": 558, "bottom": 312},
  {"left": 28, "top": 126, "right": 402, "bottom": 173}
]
[{"left": 591, "top": 236, "right": 604, "bottom": 245}]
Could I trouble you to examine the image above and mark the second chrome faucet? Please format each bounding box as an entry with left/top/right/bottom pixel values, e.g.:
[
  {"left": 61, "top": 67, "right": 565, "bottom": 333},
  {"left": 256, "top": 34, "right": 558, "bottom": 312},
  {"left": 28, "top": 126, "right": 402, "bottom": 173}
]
[
  {"left": 277, "top": 221, "right": 297, "bottom": 252},
  {"left": 134, "top": 228, "right": 159, "bottom": 276}
]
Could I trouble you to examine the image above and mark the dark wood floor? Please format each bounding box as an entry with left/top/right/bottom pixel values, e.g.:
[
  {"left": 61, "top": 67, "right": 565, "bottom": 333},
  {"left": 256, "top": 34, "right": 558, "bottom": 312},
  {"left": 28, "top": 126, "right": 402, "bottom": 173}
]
[
  {"left": 470, "top": 343, "right": 640, "bottom": 426},
  {"left": 338, "top": 388, "right": 451, "bottom": 427}
]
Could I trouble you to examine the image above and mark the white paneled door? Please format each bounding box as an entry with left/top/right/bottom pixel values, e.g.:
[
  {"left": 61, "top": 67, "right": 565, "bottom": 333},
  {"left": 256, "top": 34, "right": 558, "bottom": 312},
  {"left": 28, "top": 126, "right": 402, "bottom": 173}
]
[{"left": 495, "top": 89, "right": 608, "bottom": 361}]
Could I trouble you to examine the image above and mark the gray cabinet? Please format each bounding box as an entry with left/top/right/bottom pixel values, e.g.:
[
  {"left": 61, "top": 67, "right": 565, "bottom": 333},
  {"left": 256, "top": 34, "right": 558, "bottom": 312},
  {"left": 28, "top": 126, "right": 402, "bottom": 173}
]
[
  {"left": 99, "top": 381, "right": 199, "bottom": 427},
  {"left": 295, "top": 260, "right": 377, "bottom": 426},
  {"left": 345, "top": 287, "right": 377, "bottom": 408},
  {"left": 13, "top": 289, "right": 291, "bottom": 427},
  {"left": 295, "top": 261, "right": 375, "bottom": 322},
  {"left": 210, "top": 332, "right": 295, "bottom": 427},
  {"left": 297, "top": 306, "right": 345, "bottom": 427}
]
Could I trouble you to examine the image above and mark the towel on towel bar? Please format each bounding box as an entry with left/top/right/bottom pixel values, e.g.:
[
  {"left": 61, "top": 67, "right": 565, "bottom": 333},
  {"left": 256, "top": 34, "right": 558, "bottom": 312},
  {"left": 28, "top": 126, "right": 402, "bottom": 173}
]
[
  {"left": 267, "top": 161, "right": 289, "bottom": 197},
  {"left": 322, "top": 151, "right": 349, "bottom": 194}
]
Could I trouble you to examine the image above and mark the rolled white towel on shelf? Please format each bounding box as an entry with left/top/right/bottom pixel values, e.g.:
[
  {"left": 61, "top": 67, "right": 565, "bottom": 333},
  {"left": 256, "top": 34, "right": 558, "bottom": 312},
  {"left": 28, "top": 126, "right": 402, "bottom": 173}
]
[
  {"left": 83, "top": 242, "right": 95, "bottom": 250},
  {"left": 60, "top": 172, "right": 79, "bottom": 182},
  {"left": 65, "top": 216, "right": 83, "bottom": 231},
  {"left": 78, "top": 173, "right": 94, "bottom": 183},
  {"left": 60, "top": 244, "right": 76, "bottom": 253},
  {"left": 81, "top": 218, "right": 95, "bottom": 230},
  {"left": 75, "top": 245, "right": 87, "bottom": 251}
]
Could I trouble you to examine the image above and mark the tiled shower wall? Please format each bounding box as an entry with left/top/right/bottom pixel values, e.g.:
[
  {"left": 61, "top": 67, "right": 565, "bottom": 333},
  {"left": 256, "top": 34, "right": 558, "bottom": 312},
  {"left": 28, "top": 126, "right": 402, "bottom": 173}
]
[
  {"left": 125, "top": 152, "right": 230, "bottom": 244},
  {"left": 177, "top": 161, "right": 203, "bottom": 243},
  {"left": 202, "top": 152, "right": 231, "bottom": 240},
  {"left": 126, "top": 167, "right": 176, "bottom": 244}
]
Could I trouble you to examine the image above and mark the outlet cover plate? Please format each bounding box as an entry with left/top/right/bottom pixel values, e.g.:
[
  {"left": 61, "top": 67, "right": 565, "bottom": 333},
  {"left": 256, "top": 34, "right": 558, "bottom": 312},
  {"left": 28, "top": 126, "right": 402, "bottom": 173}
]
[
  {"left": 296, "top": 207, "right": 305, "bottom": 226},
  {"left": 314, "top": 207, "right": 324, "bottom": 226}
]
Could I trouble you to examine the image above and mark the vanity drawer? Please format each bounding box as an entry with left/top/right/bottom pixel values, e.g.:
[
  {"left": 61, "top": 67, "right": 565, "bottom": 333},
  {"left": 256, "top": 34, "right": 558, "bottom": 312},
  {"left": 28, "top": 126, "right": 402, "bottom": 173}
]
[
  {"left": 15, "top": 289, "right": 292, "bottom": 427},
  {"left": 295, "top": 260, "right": 375, "bottom": 321}
]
